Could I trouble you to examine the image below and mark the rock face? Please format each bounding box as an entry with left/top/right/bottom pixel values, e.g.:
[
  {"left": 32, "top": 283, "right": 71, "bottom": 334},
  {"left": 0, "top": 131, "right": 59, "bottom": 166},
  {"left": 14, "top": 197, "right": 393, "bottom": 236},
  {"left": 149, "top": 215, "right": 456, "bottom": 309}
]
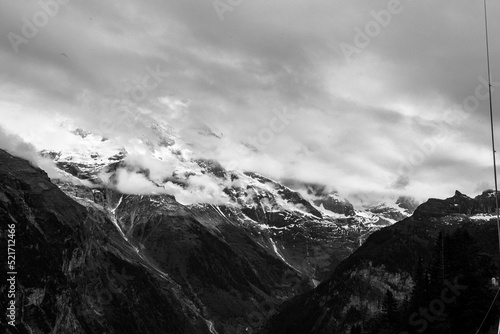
[
  {"left": 109, "top": 194, "right": 310, "bottom": 333},
  {"left": 0, "top": 126, "right": 418, "bottom": 333},
  {"left": 413, "top": 190, "right": 498, "bottom": 218},
  {"left": 280, "top": 180, "right": 356, "bottom": 217},
  {"left": 313, "top": 194, "right": 355, "bottom": 217},
  {"left": 0, "top": 149, "right": 336, "bottom": 333},
  {"left": 395, "top": 195, "right": 420, "bottom": 213},
  {"left": 365, "top": 195, "right": 419, "bottom": 223},
  {"left": 0, "top": 149, "right": 215, "bottom": 334},
  {"left": 261, "top": 191, "right": 500, "bottom": 334},
  {"left": 48, "top": 139, "right": 416, "bottom": 287}
]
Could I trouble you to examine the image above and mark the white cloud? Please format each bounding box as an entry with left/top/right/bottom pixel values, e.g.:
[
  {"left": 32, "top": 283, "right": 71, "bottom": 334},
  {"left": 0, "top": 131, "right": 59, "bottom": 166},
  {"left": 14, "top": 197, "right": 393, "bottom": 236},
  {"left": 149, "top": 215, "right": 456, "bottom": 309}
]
[
  {"left": 113, "top": 167, "right": 229, "bottom": 205},
  {"left": 0, "top": 126, "right": 59, "bottom": 178}
]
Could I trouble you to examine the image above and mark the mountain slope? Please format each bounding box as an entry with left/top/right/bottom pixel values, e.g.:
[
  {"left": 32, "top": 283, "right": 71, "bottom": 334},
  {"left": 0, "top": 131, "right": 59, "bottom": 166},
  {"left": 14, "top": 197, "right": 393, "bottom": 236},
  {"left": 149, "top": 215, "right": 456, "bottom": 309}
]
[
  {"left": 1, "top": 125, "right": 418, "bottom": 333},
  {"left": 45, "top": 127, "right": 417, "bottom": 284},
  {"left": 261, "top": 191, "right": 500, "bottom": 334},
  {"left": 0, "top": 149, "right": 213, "bottom": 334}
]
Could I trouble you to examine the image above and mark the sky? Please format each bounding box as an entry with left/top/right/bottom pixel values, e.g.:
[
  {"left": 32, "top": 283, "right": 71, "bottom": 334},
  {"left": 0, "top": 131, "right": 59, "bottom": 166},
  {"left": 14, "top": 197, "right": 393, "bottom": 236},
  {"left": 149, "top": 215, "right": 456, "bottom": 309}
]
[{"left": 1, "top": 0, "right": 500, "bottom": 203}]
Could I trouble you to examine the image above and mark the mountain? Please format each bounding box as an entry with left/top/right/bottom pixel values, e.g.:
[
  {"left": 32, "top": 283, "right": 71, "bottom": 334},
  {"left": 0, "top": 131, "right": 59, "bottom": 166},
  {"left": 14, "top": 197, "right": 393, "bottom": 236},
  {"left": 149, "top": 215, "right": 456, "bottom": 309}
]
[
  {"left": 0, "top": 149, "right": 213, "bottom": 334},
  {"left": 1, "top": 125, "right": 417, "bottom": 333},
  {"left": 261, "top": 190, "right": 500, "bottom": 334},
  {"left": 43, "top": 126, "right": 418, "bottom": 285}
]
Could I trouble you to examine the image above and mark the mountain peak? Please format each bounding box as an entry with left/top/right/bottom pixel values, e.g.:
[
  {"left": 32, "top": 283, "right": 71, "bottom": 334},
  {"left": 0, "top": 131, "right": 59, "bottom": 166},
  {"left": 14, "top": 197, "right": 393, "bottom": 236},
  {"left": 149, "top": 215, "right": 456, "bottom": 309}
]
[{"left": 413, "top": 190, "right": 497, "bottom": 219}]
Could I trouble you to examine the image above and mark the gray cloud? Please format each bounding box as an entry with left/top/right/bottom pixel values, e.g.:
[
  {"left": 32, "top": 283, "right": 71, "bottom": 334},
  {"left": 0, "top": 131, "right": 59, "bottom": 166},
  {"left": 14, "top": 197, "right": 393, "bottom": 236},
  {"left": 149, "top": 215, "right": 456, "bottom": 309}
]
[
  {"left": 391, "top": 175, "right": 410, "bottom": 190},
  {"left": 1, "top": 0, "right": 499, "bottom": 202}
]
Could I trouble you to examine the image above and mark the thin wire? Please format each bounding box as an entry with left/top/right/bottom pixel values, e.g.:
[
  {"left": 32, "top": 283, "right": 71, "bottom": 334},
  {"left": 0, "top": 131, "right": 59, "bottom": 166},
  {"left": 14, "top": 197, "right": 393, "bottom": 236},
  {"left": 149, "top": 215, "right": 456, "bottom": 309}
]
[
  {"left": 477, "top": 1, "right": 500, "bottom": 332},
  {"left": 475, "top": 286, "right": 500, "bottom": 334},
  {"left": 484, "top": 0, "right": 500, "bottom": 261}
]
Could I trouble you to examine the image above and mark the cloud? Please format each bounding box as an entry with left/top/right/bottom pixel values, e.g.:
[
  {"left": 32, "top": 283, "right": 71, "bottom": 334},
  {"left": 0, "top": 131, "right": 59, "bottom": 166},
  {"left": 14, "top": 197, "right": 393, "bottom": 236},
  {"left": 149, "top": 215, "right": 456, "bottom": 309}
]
[
  {"left": 391, "top": 175, "right": 410, "bottom": 190},
  {"left": 1, "top": 0, "right": 500, "bottom": 202},
  {"left": 0, "top": 126, "right": 59, "bottom": 178},
  {"left": 114, "top": 169, "right": 162, "bottom": 195},
  {"left": 112, "top": 167, "right": 230, "bottom": 205}
]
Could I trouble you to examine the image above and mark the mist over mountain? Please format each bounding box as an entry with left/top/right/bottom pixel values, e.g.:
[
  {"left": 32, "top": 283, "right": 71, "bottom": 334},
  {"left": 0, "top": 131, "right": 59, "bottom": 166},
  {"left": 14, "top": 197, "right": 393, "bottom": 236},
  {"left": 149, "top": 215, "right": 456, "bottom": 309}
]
[
  {"left": 0, "top": 126, "right": 418, "bottom": 333},
  {"left": 3, "top": 101, "right": 500, "bottom": 334},
  {"left": 2, "top": 140, "right": 499, "bottom": 333}
]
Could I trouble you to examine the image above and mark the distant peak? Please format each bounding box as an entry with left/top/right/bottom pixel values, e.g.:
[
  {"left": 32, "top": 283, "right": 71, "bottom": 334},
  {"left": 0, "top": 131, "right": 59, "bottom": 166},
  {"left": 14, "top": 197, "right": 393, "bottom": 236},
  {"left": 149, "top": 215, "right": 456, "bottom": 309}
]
[{"left": 452, "top": 190, "right": 472, "bottom": 199}]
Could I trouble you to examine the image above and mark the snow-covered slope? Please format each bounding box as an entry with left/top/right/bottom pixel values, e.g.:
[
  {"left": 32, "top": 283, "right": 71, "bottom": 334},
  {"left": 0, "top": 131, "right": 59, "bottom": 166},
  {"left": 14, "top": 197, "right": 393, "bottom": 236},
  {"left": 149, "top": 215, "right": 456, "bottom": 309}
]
[{"left": 44, "top": 125, "right": 417, "bottom": 279}]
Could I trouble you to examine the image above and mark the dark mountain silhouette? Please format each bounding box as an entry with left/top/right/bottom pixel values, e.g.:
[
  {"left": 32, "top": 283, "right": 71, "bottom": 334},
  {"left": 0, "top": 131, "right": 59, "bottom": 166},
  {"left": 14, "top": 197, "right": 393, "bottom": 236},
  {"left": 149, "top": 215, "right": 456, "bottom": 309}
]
[
  {"left": 261, "top": 191, "right": 500, "bottom": 334},
  {"left": 0, "top": 149, "right": 212, "bottom": 333}
]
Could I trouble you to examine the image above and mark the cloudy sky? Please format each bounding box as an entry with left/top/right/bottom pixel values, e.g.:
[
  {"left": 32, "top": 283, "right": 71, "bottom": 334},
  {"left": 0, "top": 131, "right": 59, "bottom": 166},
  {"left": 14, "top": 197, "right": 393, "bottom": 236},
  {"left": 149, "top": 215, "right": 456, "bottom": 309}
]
[{"left": 1, "top": 0, "right": 500, "bottom": 202}]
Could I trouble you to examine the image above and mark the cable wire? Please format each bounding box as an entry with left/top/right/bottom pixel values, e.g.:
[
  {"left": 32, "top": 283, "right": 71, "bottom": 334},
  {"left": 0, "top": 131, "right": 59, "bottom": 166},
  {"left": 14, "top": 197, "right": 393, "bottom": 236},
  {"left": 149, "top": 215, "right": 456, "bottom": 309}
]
[
  {"left": 475, "top": 286, "right": 500, "bottom": 334},
  {"left": 483, "top": 0, "right": 500, "bottom": 251},
  {"left": 477, "top": 1, "right": 500, "bottom": 332}
]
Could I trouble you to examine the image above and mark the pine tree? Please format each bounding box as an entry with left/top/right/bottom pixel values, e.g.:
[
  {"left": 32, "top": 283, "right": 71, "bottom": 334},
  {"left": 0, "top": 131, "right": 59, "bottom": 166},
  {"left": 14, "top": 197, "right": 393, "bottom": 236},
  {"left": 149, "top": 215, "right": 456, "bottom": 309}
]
[
  {"left": 446, "top": 228, "right": 497, "bottom": 333},
  {"left": 429, "top": 232, "right": 445, "bottom": 292},
  {"left": 370, "top": 228, "right": 498, "bottom": 333},
  {"left": 410, "top": 257, "right": 428, "bottom": 311},
  {"left": 382, "top": 289, "right": 398, "bottom": 324},
  {"left": 349, "top": 324, "right": 361, "bottom": 334}
]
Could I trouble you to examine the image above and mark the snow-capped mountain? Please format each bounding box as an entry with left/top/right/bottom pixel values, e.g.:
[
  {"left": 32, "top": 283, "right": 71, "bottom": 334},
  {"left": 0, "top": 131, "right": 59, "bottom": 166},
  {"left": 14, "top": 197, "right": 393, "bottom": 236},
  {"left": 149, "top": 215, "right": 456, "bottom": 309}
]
[
  {"left": 42, "top": 125, "right": 419, "bottom": 277},
  {"left": 27, "top": 124, "right": 418, "bottom": 332}
]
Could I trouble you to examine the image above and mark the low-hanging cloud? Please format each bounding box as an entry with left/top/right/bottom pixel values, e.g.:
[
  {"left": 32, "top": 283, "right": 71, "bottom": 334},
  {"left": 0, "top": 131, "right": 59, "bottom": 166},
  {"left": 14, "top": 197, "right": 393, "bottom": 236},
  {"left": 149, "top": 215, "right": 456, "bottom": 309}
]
[
  {"left": 0, "top": 126, "right": 59, "bottom": 178},
  {"left": 112, "top": 166, "right": 230, "bottom": 206}
]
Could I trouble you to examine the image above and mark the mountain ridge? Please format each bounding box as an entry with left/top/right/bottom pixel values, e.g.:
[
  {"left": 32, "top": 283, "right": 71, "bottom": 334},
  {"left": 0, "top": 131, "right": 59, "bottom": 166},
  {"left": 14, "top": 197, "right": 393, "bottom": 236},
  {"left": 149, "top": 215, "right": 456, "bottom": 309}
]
[
  {"left": 261, "top": 190, "right": 500, "bottom": 333},
  {"left": 0, "top": 124, "right": 420, "bottom": 333}
]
